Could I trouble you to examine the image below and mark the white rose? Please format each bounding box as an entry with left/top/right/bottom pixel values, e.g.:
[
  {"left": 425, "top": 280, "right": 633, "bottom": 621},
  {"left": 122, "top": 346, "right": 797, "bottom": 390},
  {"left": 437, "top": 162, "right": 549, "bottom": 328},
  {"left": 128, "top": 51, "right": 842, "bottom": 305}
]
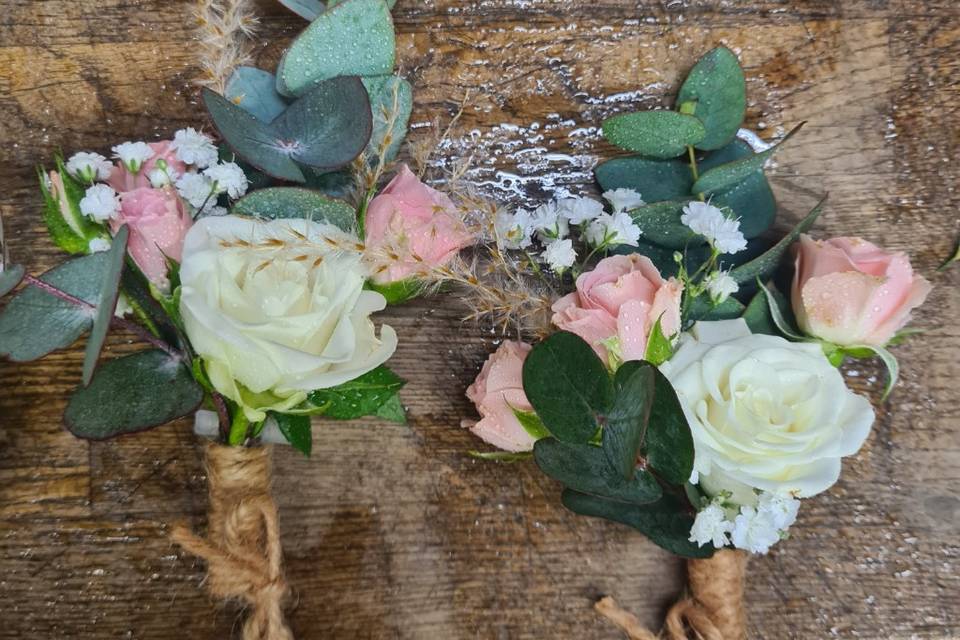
[
  {"left": 659, "top": 319, "right": 874, "bottom": 500},
  {"left": 179, "top": 215, "right": 398, "bottom": 421}
]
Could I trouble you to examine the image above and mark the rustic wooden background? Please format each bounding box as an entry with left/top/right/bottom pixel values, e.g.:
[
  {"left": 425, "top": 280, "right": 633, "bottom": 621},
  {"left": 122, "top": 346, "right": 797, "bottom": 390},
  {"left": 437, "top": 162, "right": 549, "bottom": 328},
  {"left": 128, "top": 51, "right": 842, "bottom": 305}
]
[{"left": 1, "top": 0, "right": 958, "bottom": 638}]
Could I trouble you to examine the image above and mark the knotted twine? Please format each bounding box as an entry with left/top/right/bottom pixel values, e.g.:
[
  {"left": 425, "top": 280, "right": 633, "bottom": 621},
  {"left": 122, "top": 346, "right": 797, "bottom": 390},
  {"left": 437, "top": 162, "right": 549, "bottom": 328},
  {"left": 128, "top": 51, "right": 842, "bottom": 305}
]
[
  {"left": 172, "top": 443, "right": 294, "bottom": 640},
  {"left": 596, "top": 549, "right": 748, "bottom": 640}
]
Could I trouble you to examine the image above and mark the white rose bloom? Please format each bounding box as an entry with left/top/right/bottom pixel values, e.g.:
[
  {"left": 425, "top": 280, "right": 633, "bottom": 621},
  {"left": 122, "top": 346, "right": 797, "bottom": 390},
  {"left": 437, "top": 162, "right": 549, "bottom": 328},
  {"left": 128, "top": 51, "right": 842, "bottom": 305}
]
[
  {"left": 680, "top": 201, "right": 747, "bottom": 254},
  {"left": 66, "top": 151, "right": 112, "bottom": 182},
  {"left": 557, "top": 196, "right": 604, "bottom": 225},
  {"left": 176, "top": 172, "right": 214, "bottom": 209},
  {"left": 179, "top": 216, "right": 398, "bottom": 421},
  {"left": 79, "top": 184, "right": 120, "bottom": 222},
  {"left": 203, "top": 162, "right": 249, "bottom": 199},
  {"left": 542, "top": 238, "right": 576, "bottom": 273},
  {"left": 689, "top": 503, "right": 733, "bottom": 549},
  {"left": 111, "top": 141, "right": 154, "bottom": 173},
  {"left": 731, "top": 505, "right": 781, "bottom": 554},
  {"left": 494, "top": 209, "right": 534, "bottom": 250},
  {"left": 659, "top": 319, "right": 874, "bottom": 499},
  {"left": 602, "top": 188, "right": 645, "bottom": 213},
  {"left": 171, "top": 127, "right": 219, "bottom": 169}
]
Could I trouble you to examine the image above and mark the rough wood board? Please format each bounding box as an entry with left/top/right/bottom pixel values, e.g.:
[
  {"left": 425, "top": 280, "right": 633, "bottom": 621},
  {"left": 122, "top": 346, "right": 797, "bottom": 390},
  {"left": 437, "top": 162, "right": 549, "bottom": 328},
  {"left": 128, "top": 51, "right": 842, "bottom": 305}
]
[{"left": 0, "top": 0, "right": 958, "bottom": 638}]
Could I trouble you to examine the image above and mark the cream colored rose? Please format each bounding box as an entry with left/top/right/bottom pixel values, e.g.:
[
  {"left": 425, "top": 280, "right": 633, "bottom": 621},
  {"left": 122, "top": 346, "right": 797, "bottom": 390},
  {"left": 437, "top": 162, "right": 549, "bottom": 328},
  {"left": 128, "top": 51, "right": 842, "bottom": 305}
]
[
  {"left": 179, "top": 215, "right": 397, "bottom": 421},
  {"left": 659, "top": 319, "right": 874, "bottom": 501}
]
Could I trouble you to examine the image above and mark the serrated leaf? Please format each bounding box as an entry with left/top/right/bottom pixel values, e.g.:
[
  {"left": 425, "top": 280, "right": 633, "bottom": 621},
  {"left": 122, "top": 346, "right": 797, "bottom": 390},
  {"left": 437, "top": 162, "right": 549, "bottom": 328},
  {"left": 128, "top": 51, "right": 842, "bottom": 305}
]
[
  {"left": 534, "top": 439, "right": 661, "bottom": 505},
  {"left": 511, "top": 408, "right": 550, "bottom": 440},
  {"left": 273, "top": 413, "right": 313, "bottom": 455},
  {"left": 374, "top": 392, "right": 406, "bottom": 424},
  {"left": 629, "top": 200, "right": 701, "bottom": 249},
  {"left": 729, "top": 196, "right": 825, "bottom": 285},
  {"left": 232, "top": 187, "right": 355, "bottom": 231},
  {"left": 692, "top": 122, "right": 804, "bottom": 196},
  {"left": 64, "top": 350, "right": 203, "bottom": 440},
  {"left": 645, "top": 367, "right": 695, "bottom": 485},
  {"left": 0, "top": 264, "right": 24, "bottom": 297},
  {"left": 603, "top": 361, "right": 655, "bottom": 480},
  {"left": 225, "top": 67, "right": 290, "bottom": 123},
  {"left": 562, "top": 489, "right": 713, "bottom": 558},
  {"left": 276, "top": 0, "right": 396, "bottom": 98},
  {"left": 307, "top": 365, "right": 405, "bottom": 419},
  {"left": 594, "top": 156, "right": 692, "bottom": 202},
  {"left": 81, "top": 226, "right": 128, "bottom": 386},
  {"left": 677, "top": 46, "right": 746, "bottom": 151},
  {"left": 644, "top": 316, "right": 674, "bottom": 366},
  {"left": 362, "top": 75, "right": 412, "bottom": 163},
  {"left": 602, "top": 111, "right": 706, "bottom": 159},
  {"left": 277, "top": 0, "right": 324, "bottom": 20},
  {"left": 522, "top": 331, "right": 614, "bottom": 444}
]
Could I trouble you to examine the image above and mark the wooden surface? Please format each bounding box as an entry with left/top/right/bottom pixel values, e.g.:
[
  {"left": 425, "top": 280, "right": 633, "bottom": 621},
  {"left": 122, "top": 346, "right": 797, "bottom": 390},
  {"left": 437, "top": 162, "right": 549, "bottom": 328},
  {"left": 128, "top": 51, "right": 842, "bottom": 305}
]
[{"left": 1, "top": 0, "right": 958, "bottom": 638}]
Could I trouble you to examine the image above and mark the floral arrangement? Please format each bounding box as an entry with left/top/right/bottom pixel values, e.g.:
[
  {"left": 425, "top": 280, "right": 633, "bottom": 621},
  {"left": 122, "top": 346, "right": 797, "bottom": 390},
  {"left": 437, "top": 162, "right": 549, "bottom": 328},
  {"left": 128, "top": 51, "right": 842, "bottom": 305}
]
[{"left": 461, "top": 47, "right": 932, "bottom": 638}]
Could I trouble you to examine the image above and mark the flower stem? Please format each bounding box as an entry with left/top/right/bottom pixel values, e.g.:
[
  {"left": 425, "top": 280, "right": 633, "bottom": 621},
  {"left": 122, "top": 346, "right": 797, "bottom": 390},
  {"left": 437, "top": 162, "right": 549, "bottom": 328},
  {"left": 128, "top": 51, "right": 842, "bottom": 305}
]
[
  {"left": 228, "top": 409, "right": 250, "bottom": 446},
  {"left": 687, "top": 145, "right": 705, "bottom": 202}
]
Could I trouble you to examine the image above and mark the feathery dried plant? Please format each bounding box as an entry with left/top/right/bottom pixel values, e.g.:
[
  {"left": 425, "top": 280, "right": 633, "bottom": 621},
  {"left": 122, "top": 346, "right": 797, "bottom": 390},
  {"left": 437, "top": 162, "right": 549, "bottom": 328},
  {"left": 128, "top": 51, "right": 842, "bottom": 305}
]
[{"left": 194, "top": 0, "right": 259, "bottom": 93}]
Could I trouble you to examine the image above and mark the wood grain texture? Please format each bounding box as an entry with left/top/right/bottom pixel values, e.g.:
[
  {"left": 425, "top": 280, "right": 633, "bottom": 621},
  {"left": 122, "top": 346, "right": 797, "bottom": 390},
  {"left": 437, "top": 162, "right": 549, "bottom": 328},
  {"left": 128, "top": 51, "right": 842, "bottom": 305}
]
[{"left": 1, "top": 0, "right": 958, "bottom": 638}]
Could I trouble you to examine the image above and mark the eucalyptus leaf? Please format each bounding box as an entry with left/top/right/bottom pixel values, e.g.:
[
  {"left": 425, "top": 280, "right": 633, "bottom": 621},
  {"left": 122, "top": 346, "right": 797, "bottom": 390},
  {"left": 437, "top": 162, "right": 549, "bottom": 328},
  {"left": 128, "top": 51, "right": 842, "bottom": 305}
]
[
  {"left": 362, "top": 75, "right": 413, "bottom": 163},
  {"left": 64, "top": 350, "right": 203, "bottom": 440},
  {"left": 729, "top": 197, "right": 825, "bottom": 285},
  {"left": 277, "top": 0, "right": 324, "bottom": 20},
  {"left": 677, "top": 46, "right": 746, "bottom": 150},
  {"left": 0, "top": 264, "right": 24, "bottom": 297},
  {"left": 81, "top": 225, "right": 128, "bottom": 386},
  {"left": 225, "top": 67, "right": 290, "bottom": 123},
  {"left": 699, "top": 139, "right": 776, "bottom": 239},
  {"left": 273, "top": 413, "right": 312, "bottom": 456},
  {"left": 328, "top": 0, "right": 396, "bottom": 7},
  {"left": 645, "top": 367, "right": 695, "bottom": 485},
  {"left": 602, "top": 361, "right": 655, "bottom": 480},
  {"left": 686, "top": 294, "right": 746, "bottom": 324},
  {"left": 562, "top": 489, "right": 713, "bottom": 558},
  {"left": 276, "top": 0, "right": 396, "bottom": 97},
  {"left": 534, "top": 439, "right": 661, "bottom": 505},
  {"left": 232, "top": 187, "right": 355, "bottom": 231},
  {"left": 304, "top": 167, "right": 356, "bottom": 199},
  {"left": 594, "top": 156, "right": 692, "bottom": 202},
  {"left": 741, "top": 288, "right": 778, "bottom": 336},
  {"left": 692, "top": 122, "right": 804, "bottom": 196},
  {"left": 521, "top": 331, "right": 614, "bottom": 444},
  {"left": 602, "top": 111, "right": 706, "bottom": 159},
  {"left": 629, "top": 200, "right": 701, "bottom": 249},
  {"left": 306, "top": 365, "right": 405, "bottom": 419}
]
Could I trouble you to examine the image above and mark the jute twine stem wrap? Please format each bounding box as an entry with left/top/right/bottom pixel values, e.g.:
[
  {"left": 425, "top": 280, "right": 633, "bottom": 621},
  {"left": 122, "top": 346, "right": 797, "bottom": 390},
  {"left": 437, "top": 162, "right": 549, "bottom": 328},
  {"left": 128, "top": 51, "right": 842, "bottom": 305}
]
[
  {"left": 597, "top": 549, "right": 748, "bottom": 640},
  {"left": 172, "top": 444, "right": 294, "bottom": 640}
]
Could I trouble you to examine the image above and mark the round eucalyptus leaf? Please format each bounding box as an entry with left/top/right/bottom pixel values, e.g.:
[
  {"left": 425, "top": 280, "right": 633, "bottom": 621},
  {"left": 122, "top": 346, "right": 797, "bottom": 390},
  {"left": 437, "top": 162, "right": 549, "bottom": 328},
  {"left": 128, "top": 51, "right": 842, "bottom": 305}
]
[
  {"left": 677, "top": 46, "right": 747, "bottom": 150},
  {"left": 534, "top": 439, "right": 662, "bottom": 505},
  {"left": 232, "top": 187, "right": 356, "bottom": 231},
  {"left": 277, "top": 0, "right": 324, "bottom": 20},
  {"left": 594, "top": 155, "right": 692, "bottom": 202},
  {"left": 81, "top": 225, "right": 128, "bottom": 386},
  {"left": 0, "top": 264, "right": 24, "bottom": 298},
  {"left": 629, "top": 200, "right": 702, "bottom": 249},
  {"left": 225, "top": 67, "right": 289, "bottom": 123},
  {"left": 602, "top": 111, "right": 705, "bottom": 159}
]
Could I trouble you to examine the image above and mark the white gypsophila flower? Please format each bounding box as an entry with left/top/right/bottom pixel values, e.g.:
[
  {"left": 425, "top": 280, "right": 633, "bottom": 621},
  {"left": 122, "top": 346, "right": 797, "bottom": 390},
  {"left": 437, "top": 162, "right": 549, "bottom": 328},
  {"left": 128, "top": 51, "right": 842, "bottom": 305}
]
[
  {"left": 79, "top": 184, "right": 120, "bottom": 222},
  {"left": 757, "top": 492, "right": 801, "bottom": 531},
  {"left": 603, "top": 188, "right": 645, "bottom": 213},
  {"left": 586, "top": 211, "right": 641, "bottom": 247},
  {"left": 705, "top": 270, "right": 739, "bottom": 303},
  {"left": 148, "top": 167, "right": 175, "bottom": 188},
  {"left": 66, "top": 151, "right": 112, "bottom": 183},
  {"left": 531, "top": 202, "right": 569, "bottom": 242},
  {"left": 689, "top": 503, "right": 733, "bottom": 548},
  {"left": 111, "top": 141, "right": 154, "bottom": 173},
  {"left": 203, "top": 162, "right": 249, "bottom": 199},
  {"left": 203, "top": 205, "right": 229, "bottom": 217},
  {"left": 731, "top": 505, "right": 781, "bottom": 554},
  {"left": 557, "top": 196, "right": 604, "bottom": 225},
  {"left": 494, "top": 209, "right": 534, "bottom": 250},
  {"left": 88, "top": 238, "right": 111, "bottom": 253},
  {"left": 176, "top": 172, "right": 215, "bottom": 209},
  {"left": 171, "top": 127, "right": 219, "bottom": 169},
  {"left": 680, "top": 201, "right": 747, "bottom": 254},
  {"left": 542, "top": 238, "right": 576, "bottom": 273}
]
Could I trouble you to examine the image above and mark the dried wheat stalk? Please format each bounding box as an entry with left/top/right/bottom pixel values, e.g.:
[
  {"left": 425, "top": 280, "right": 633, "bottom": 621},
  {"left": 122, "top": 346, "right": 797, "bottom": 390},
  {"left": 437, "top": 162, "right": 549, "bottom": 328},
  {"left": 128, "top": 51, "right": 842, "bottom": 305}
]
[{"left": 194, "top": 0, "right": 259, "bottom": 93}]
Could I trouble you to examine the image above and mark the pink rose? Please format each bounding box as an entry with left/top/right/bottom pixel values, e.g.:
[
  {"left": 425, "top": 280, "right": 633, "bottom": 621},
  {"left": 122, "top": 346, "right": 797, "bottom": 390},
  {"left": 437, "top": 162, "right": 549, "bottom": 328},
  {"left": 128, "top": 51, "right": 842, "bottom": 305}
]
[
  {"left": 107, "top": 141, "right": 187, "bottom": 192},
  {"left": 364, "top": 164, "right": 473, "bottom": 283},
  {"left": 552, "top": 254, "right": 683, "bottom": 364},
  {"left": 112, "top": 187, "right": 192, "bottom": 287},
  {"left": 791, "top": 234, "right": 931, "bottom": 346},
  {"left": 463, "top": 341, "right": 538, "bottom": 453}
]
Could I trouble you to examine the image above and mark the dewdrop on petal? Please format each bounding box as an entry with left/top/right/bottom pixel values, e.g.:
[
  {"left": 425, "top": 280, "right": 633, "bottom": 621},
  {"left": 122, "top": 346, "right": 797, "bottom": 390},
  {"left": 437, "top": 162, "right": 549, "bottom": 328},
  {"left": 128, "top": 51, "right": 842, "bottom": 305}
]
[
  {"left": 112, "top": 141, "right": 154, "bottom": 174},
  {"left": 79, "top": 184, "right": 120, "bottom": 222},
  {"left": 66, "top": 151, "right": 112, "bottom": 183}
]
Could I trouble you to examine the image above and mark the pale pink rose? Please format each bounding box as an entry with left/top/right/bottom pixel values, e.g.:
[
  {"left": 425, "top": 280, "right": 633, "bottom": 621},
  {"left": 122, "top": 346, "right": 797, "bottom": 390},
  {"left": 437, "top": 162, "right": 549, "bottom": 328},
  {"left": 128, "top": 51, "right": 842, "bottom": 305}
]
[
  {"left": 364, "top": 164, "right": 473, "bottom": 283},
  {"left": 791, "top": 234, "right": 931, "bottom": 346},
  {"left": 111, "top": 187, "right": 192, "bottom": 287},
  {"left": 107, "top": 141, "right": 187, "bottom": 192},
  {"left": 463, "top": 341, "right": 538, "bottom": 453},
  {"left": 552, "top": 254, "right": 683, "bottom": 364}
]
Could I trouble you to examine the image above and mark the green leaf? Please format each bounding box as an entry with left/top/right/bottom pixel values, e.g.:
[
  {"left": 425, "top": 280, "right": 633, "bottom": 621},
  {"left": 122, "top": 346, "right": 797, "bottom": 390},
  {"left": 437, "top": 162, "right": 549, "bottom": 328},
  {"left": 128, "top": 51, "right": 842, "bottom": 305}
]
[
  {"left": 511, "top": 408, "right": 551, "bottom": 440},
  {"left": 644, "top": 316, "right": 674, "bottom": 366},
  {"left": 0, "top": 253, "right": 112, "bottom": 362},
  {"left": 698, "top": 139, "right": 777, "bottom": 239},
  {"left": 677, "top": 46, "right": 746, "bottom": 151},
  {"left": 534, "top": 439, "right": 661, "bottom": 505},
  {"left": 846, "top": 344, "right": 899, "bottom": 401},
  {"left": 39, "top": 162, "right": 100, "bottom": 254},
  {"left": 231, "top": 187, "right": 356, "bottom": 231},
  {"left": 81, "top": 226, "right": 128, "bottom": 386},
  {"left": 758, "top": 281, "right": 804, "bottom": 340},
  {"left": 692, "top": 122, "right": 804, "bottom": 196},
  {"left": 603, "top": 361, "right": 655, "bottom": 480},
  {"left": 306, "top": 365, "right": 405, "bottom": 419},
  {"left": 304, "top": 167, "right": 356, "bottom": 199},
  {"left": 203, "top": 76, "right": 372, "bottom": 182},
  {"left": 64, "top": 350, "right": 203, "bottom": 439},
  {"left": 730, "top": 197, "right": 825, "bottom": 285},
  {"left": 365, "top": 277, "right": 423, "bottom": 304},
  {"left": 469, "top": 450, "right": 532, "bottom": 463},
  {"left": 276, "top": 0, "right": 396, "bottom": 98},
  {"left": 594, "top": 156, "right": 692, "bottom": 202},
  {"left": 937, "top": 233, "right": 960, "bottom": 272},
  {"left": 362, "top": 75, "right": 412, "bottom": 163},
  {"left": 277, "top": 0, "right": 324, "bottom": 20},
  {"left": 225, "top": 67, "right": 290, "bottom": 123},
  {"left": 742, "top": 288, "right": 778, "bottom": 335},
  {"left": 686, "top": 294, "right": 745, "bottom": 324},
  {"left": 645, "top": 367, "right": 695, "bottom": 485},
  {"left": 273, "top": 413, "right": 313, "bottom": 456},
  {"left": 120, "top": 260, "right": 184, "bottom": 349},
  {"left": 374, "top": 392, "right": 406, "bottom": 424},
  {"left": 562, "top": 489, "right": 713, "bottom": 558},
  {"left": 0, "top": 264, "right": 24, "bottom": 297},
  {"left": 629, "top": 200, "right": 701, "bottom": 249},
  {"left": 602, "top": 111, "right": 706, "bottom": 159},
  {"left": 521, "top": 331, "right": 614, "bottom": 444}
]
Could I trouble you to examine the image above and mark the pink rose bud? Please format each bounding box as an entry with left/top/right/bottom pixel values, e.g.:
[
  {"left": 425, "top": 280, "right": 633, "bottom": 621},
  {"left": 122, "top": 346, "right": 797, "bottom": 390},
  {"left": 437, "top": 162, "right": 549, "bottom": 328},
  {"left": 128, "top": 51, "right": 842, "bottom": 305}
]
[
  {"left": 364, "top": 164, "right": 473, "bottom": 283},
  {"left": 791, "top": 234, "right": 932, "bottom": 346},
  {"left": 551, "top": 254, "right": 683, "bottom": 364},
  {"left": 107, "top": 141, "right": 187, "bottom": 193},
  {"left": 464, "top": 341, "right": 538, "bottom": 453},
  {"left": 112, "top": 187, "right": 192, "bottom": 288}
]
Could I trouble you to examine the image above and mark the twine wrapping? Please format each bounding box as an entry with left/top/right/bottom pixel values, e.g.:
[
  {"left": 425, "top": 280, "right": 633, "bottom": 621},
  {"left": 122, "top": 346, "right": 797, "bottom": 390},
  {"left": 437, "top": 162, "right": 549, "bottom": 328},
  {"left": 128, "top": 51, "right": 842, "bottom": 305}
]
[
  {"left": 597, "top": 549, "right": 748, "bottom": 640},
  {"left": 172, "top": 443, "right": 294, "bottom": 640}
]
